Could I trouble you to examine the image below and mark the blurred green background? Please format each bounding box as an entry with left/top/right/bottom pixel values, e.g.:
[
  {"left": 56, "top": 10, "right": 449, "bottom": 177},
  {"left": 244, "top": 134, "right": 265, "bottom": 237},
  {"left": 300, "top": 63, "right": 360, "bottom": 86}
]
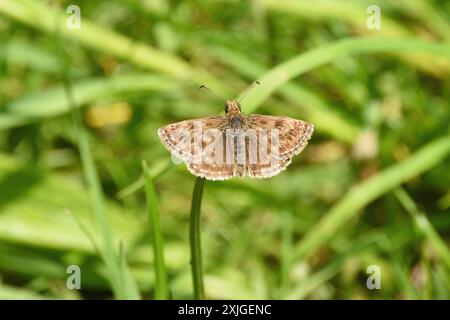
[{"left": 0, "top": 0, "right": 449, "bottom": 300}]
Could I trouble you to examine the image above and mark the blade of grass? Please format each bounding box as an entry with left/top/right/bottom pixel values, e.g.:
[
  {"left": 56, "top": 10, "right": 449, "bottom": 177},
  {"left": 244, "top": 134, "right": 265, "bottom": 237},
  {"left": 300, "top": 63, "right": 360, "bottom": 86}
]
[
  {"left": 70, "top": 208, "right": 139, "bottom": 295},
  {"left": 69, "top": 207, "right": 139, "bottom": 294},
  {"left": 63, "top": 79, "right": 139, "bottom": 299},
  {"left": 209, "top": 46, "right": 359, "bottom": 143},
  {"left": 190, "top": 177, "right": 206, "bottom": 299},
  {"left": 259, "top": 0, "right": 450, "bottom": 77},
  {"left": 0, "top": 153, "right": 142, "bottom": 253},
  {"left": 286, "top": 235, "right": 379, "bottom": 299},
  {"left": 1, "top": 74, "right": 178, "bottom": 131},
  {"left": 66, "top": 209, "right": 101, "bottom": 256},
  {"left": 292, "top": 136, "right": 450, "bottom": 264},
  {"left": 0, "top": 0, "right": 230, "bottom": 95},
  {"left": 394, "top": 188, "right": 450, "bottom": 269},
  {"left": 60, "top": 41, "right": 140, "bottom": 297},
  {"left": 280, "top": 209, "right": 293, "bottom": 291},
  {"left": 0, "top": 39, "right": 63, "bottom": 74},
  {"left": 142, "top": 160, "right": 169, "bottom": 299},
  {"left": 118, "top": 241, "right": 141, "bottom": 298},
  {"left": 260, "top": 0, "right": 403, "bottom": 35},
  {"left": 0, "top": 283, "right": 50, "bottom": 300},
  {"left": 238, "top": 37, "right": 450, "bottom": 113},
  {"left": 117, "top": 158, "right": 171, "bottom": 199},
  {"left": 390, "top": 253, "right": 419, "bottom": 299},
  {"left": 0, "top": 0, "right": 188, "bottom": 77},
  {"left": 400, "top": 0, "right": 450, "bottom": 43}
]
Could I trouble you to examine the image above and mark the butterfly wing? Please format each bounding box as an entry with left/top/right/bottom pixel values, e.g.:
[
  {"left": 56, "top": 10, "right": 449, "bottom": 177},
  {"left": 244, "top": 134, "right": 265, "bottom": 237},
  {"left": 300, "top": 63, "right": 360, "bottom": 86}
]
[
  {"left": 244, "top": 114, "right": 314, "bottom": 178},
  {"left": 158, "top": 114, "right": 313, "bottom": 180},
  {"left": 158, "top": 116, "right": 238, "bottom": 180},
  {"left": 158, "top": 116, "right": 226, "bottom": 161}
]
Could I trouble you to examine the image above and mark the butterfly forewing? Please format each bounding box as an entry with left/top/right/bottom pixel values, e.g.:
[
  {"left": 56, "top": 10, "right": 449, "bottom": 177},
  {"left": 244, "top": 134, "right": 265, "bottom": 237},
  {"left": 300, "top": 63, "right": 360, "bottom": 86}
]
[
  {"left": 158, "top": 116, "right": 227, "bottom": 163},
  {"left": 244, "top": 115, "right": 314, "bottom": 178},
  {"left": 246, "top": 115, "right": 314, "bottom": 157}
]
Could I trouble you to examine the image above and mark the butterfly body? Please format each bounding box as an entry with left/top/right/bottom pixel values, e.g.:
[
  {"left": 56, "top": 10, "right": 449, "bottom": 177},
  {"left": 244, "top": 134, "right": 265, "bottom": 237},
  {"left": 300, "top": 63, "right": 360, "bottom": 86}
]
[
  {"left": 230, "top": 115, "right": 243, "bottom": 129},
  {"left": 158, "top": 100, "right": 314, "bottom": 180}
]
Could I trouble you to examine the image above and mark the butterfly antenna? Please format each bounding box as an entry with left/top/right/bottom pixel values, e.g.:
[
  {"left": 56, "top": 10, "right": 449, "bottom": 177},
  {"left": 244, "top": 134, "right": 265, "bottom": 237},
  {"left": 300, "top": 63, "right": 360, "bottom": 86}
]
[
  {"left": 238, "top": 81, "right": 261, "bottom": 103},
  {"left": 199, "top": 85, "right": 225, "bottom": 101}
]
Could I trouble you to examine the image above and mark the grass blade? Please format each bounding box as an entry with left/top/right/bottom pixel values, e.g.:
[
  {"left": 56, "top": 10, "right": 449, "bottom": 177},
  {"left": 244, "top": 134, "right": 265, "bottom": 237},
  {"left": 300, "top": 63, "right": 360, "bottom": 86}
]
[
  {"left": 280, "top": 210, "right": 293, "bottom": 291},
  {"left": 394, "top": 188, "right": 450, "bottom": 269},
  {"left": 0, "top": 0, "right": 188, "bottom": 77},
  {"left": 142, "top": 160, "right": 169, "bottom": 299},
  {"left": 286, "top": 236, "right": 378, "bottom": 299},
  {"left": 190, "top": 177, "right": 206, "bottom": 299},
  {"left": 292, "top": 136, "right": 450, "bottom": 263},
  {"left": 0, "top": 0, "right": 230, "bottom": 95},
  {"left": 209, "top": 46, "right": 360, "bottom": 143},
  {"left": 259, "top": 0, "right": 450, "bottom": 77},
  {"left": 5, "top": 74, "right": 177, "bottom": 118},
  {"left": 240, "top": 37, "right": 450, "bottom": 113},
  {"left": 62, "top": 73, "right": 140, "bottom": 299}
]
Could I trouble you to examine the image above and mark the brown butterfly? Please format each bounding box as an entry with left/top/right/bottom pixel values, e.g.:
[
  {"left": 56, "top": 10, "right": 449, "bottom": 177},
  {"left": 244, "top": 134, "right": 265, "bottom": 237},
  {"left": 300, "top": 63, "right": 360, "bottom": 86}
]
[{"left": 158, "top": 93, "right": 313, "bottom": 181}]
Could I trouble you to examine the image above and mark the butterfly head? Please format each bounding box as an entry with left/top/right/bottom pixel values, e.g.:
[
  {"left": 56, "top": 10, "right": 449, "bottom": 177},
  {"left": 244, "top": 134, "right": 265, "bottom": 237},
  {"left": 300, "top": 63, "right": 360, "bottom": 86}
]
[{"left": 224, "top": 100, "right": 241, "bottom": 115}]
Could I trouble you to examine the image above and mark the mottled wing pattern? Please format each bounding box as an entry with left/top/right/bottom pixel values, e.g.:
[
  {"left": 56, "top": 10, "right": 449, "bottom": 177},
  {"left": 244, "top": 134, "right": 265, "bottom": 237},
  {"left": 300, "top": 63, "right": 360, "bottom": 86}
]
[
  {"left": 244, "top": 115, "right": 314, "bottom": 178},
  {"left": 158, "top": 116, "right": 236, "bottom": 180},
  {"left": 246, "top": 115, "right": 314, "bottom": 157},
  {"left": 187, "top": 162, "right": 234, "bottom": 181},
  {"left": 158, "top": 114, "right": 313, "bottom": 180},
  {"left": 157, "top": 116, "right": 226, "bottom": 162}
]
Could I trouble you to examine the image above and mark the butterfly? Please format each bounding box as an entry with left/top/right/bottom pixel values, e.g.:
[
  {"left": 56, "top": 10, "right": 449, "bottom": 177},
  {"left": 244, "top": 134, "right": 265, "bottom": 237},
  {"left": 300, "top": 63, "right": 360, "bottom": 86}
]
[{"left": 158, "top": 99, "right": 314, "bottom": 181}]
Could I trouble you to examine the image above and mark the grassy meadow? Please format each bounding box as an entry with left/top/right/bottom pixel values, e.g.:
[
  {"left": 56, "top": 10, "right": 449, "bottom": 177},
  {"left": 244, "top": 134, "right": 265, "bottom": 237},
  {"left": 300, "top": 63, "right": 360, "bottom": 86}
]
[{"left": 0, "top": 0, "right": 449, "bottom": 299}]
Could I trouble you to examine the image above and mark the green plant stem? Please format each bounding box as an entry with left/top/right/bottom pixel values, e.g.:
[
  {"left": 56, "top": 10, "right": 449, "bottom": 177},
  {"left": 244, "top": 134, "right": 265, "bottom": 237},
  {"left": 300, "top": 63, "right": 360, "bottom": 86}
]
[
  {"left": 190, "top": 177, "right": 206, "bottom": 299},
  {"left": 142, "top": 161, "right": 169, "bottom": 299}
]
